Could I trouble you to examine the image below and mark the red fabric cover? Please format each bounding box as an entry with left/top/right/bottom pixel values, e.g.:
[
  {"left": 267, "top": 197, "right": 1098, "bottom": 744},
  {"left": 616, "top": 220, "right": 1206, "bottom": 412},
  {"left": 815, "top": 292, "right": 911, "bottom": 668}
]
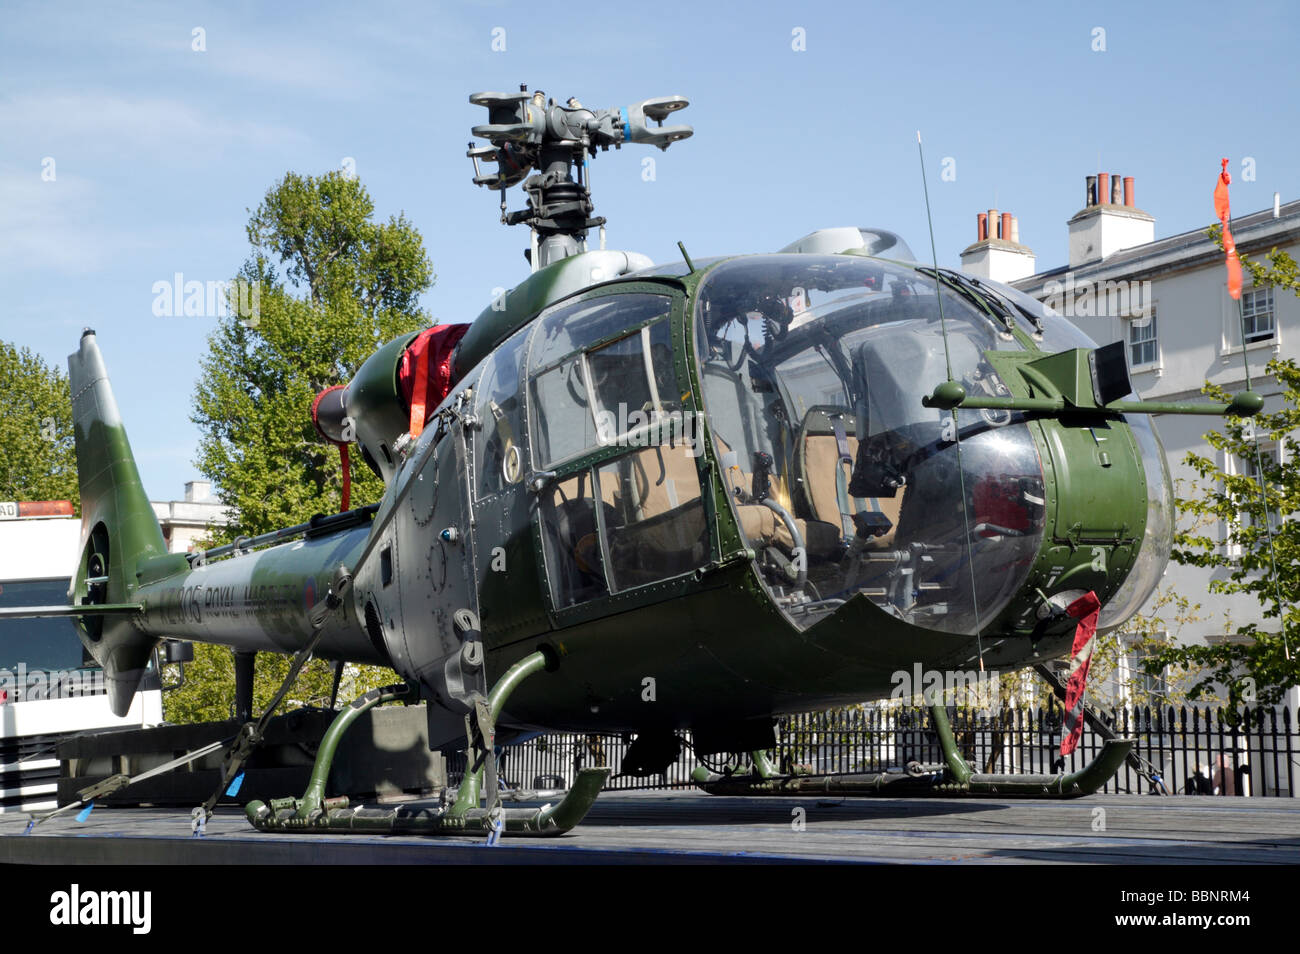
[
  {"left": 397, "top": 324, "right": 470, "bottom": 432},
  {"left": 1060, "top": 591, "right": 1102, "bottom": 757}
]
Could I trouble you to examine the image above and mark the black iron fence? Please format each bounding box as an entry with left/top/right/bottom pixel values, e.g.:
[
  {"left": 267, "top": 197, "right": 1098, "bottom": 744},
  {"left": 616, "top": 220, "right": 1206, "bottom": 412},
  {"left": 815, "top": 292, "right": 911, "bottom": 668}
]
[{"left": 455, "top": 703, "right": 1298, "bottom": 798}]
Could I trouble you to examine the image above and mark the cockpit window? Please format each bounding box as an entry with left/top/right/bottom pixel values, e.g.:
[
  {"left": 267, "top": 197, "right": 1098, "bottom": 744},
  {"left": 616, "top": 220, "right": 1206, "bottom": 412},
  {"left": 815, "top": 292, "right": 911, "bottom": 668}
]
[
  {"left": 527, "top": 293, "right": 675, "bottom": 469},
  {"left": 531, "top": 357, "right": 602, "bottom": 468},
  {"left": 695, "top": 255, "right": 1047, "bottom": 633},
  {"left": 538, "top": 446, "right": 707, "bottom": 609},
  {"left": 529, "top": 294, "right": 672, "bottom": 373},
  {"left": 474, "top": 323, "right": 529, "bottom": 500},
  {"left": 528, "top": 290, "right": 707, "bottom": 611},
  {"left": 589, "top": 320, "right": 682, "bottom": 444}
]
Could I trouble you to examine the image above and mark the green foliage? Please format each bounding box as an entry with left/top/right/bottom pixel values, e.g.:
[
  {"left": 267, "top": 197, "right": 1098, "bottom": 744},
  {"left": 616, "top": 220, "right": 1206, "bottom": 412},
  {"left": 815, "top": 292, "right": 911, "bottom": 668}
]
[
  {"left": 170, "top": 170, "right": 434, "bottom": 723},
  {"left": 0, "top": 341, "right": 79, "bottom": 509},
  {"left": 1142, "top": 232, "right": 1300, "bottom": 710},
  {"left": 1109, "top": 590, "right": 1208, "bottom": 707},
  {"left": 162, "top": 644, "right": 383, "bottom": 723}
]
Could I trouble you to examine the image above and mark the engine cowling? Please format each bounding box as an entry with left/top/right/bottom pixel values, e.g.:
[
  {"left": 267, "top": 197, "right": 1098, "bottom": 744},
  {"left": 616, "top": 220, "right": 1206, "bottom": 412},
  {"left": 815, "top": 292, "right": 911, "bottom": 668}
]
[{"left": 312, "top": 325, "right": 469, "bottom": 484}]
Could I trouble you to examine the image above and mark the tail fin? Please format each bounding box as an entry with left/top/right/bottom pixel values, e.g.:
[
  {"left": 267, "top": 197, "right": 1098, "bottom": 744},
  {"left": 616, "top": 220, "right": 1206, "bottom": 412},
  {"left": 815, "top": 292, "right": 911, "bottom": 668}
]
[{"left": 68, "top": 329, "right": 169, "bottom": 716}]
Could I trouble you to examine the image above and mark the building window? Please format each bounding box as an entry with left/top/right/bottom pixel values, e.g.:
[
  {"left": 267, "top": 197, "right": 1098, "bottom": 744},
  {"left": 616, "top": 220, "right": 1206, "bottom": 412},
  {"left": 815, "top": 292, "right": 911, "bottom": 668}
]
[
  {"left": 1127, "top": 311, "right": 1158, "bottom": 369},
  {"left": 1241, "top": 286, "right": 1275, "bottom": 343},
  {"left": 1239, "top": 443, "right": 1282, "bottom": 533}
]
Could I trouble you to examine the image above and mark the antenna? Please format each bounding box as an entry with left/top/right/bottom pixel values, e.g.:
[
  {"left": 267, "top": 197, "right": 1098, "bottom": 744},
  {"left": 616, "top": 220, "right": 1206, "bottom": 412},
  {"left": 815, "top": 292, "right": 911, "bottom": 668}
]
[
  {"left": 917, "top": 130, "right": 986, "bottom": 669},
  {"left": 466, "top": 87, "right": 692, "bottom": 271}
]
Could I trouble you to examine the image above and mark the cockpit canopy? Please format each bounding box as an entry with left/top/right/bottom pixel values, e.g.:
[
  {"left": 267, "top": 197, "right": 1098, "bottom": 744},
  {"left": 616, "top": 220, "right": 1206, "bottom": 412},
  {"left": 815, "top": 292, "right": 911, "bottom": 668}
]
[{"left": 695, "top": 254, "right": 1049, "bottom": 633}]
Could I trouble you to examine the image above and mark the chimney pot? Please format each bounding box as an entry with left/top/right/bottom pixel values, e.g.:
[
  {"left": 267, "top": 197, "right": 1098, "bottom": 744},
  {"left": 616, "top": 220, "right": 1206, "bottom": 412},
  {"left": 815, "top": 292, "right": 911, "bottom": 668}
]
[
  {"left": 1000, "top": 212, "right": 1012, "bottom": 243},
  {"left": 988, "top": 208, "right": 999, "bottom": 239},
  {"left": 977, "top": 212, "right": 988, "bottom": 240},
  {"left": 1123, "top": 176, "right": 1134, "bottom": 207},
  {"left": 1275, "top": 192, "right": 1282, "bottom": 219},
  {"left": 1098, "top": 173, "right": 1110, "bottom": 207},
  {"left": 1011, "top": 216, "right": 1020, "bottom": 244},
  {"left": 1111, "top": 172, "right": 1122, "bottom": 205},
  {"left": 1086, "top": 175, "right": 1097, "bottom": 206}
]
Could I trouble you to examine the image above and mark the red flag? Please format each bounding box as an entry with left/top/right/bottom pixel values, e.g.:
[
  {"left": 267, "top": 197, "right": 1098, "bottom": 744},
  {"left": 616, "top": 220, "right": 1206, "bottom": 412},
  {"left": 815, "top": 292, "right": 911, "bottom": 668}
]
[
  {"left": 1215, "top": 158, "right": 1242, "bottom": 300},
  {"left": 1060, "top": 590, "right": 1102, "bottom": 758}
]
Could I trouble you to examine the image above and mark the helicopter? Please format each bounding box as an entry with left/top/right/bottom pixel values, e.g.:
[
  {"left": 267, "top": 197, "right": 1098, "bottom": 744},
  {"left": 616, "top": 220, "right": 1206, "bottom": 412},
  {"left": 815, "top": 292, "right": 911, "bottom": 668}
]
[{"left": 3, "top": 86, "right": 1263, "bottom": 837}]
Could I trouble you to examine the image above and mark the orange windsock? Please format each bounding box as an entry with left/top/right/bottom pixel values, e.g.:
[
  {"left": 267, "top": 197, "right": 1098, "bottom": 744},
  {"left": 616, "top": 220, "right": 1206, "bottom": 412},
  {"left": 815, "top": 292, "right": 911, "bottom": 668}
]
[{"left": 1215, "top": 158, "right": 1242, "bottom": 300}]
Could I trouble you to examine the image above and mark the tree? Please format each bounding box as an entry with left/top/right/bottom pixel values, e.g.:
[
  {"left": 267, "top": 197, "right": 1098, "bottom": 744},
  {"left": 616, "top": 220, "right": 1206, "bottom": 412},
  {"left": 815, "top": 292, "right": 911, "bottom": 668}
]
[
  {"left": 167, "top": 170, "right": 434, "bottom": 723},
  {"left": 0, "top": 341, "right": 79, "bottom": 509},
  {"left": 1143, "top": 233, "right": 1300, "bottom": 710},
  {"left": 192, "top": 170, "right": 434, "bottom": 536}
]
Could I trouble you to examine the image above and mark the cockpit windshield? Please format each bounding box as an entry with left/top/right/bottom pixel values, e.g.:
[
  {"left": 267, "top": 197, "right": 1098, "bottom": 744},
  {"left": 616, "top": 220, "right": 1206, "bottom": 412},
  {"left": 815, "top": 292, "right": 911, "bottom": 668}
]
[{"left": 694, "top": 254, "right": 1046, "bottom": 633}]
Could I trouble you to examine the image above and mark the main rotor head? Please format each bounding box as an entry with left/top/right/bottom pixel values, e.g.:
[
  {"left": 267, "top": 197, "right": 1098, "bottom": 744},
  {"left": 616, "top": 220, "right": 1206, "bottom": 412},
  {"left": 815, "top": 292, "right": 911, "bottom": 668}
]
[{"left": 467, "top": 85, "right": 692, "bottom": 269}]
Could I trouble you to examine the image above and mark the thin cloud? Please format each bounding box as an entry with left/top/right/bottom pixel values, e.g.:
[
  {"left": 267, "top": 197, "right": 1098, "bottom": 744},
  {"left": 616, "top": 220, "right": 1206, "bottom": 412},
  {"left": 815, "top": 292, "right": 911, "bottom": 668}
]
[
  {"left": 0, "top": 91, "right": 308, "bottom": 160},
  {"left": 0, "top": 171, "right": 143, "bottom": 272}
]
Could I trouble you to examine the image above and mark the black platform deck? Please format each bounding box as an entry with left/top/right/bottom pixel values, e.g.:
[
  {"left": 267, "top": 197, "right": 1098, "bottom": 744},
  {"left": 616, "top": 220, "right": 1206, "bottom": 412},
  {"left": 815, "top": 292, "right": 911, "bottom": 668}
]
[{"left": 3, "top": 790, "right": 1299, "bottom": 864}]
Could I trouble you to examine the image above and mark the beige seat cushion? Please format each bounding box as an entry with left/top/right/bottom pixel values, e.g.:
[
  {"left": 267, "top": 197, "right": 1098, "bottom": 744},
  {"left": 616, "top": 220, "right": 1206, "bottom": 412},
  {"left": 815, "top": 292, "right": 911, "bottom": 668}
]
[{"left": 801, "top": 433, "right": 901, "bottom": 547}]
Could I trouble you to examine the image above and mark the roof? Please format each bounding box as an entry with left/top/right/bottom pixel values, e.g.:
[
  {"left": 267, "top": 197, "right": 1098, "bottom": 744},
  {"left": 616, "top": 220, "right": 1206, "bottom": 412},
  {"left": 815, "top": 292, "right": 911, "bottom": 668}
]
[{"left": 1014, "top": 199, "right": 1300, "bottom": 291}]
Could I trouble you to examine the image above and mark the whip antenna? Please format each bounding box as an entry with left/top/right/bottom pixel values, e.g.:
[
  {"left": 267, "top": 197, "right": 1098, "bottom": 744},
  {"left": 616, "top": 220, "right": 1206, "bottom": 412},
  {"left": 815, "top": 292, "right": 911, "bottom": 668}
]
[{"left": 917, "top": 130, "right": 986, "bottom": 670}]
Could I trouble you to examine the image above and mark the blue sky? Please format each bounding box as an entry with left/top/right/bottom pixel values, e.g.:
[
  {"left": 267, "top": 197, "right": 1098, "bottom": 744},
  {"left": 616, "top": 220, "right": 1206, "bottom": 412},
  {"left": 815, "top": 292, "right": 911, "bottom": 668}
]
[{"left": 3, "top": 0, "right": 1298, "bottom": 501}]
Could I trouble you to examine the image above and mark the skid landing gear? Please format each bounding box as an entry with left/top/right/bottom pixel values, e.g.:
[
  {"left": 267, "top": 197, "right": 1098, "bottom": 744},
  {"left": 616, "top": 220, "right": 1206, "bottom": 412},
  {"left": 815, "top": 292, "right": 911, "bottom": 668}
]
[
  {"left": 692, "top": 703, "right": 1132, "bottom": 799},
  {"left": 246, "top": 652, "right": 610, "bottom": 837}
]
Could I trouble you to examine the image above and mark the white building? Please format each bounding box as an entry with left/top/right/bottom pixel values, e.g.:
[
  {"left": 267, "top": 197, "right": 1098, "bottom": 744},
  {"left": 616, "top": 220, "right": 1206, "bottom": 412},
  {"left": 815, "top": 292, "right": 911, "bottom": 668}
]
[
  {"left": 961, "top": 175, "right": 1299, "bottom": 699},
  {"left": 151, "top": 480, "right": 231, "bottom": 554}
]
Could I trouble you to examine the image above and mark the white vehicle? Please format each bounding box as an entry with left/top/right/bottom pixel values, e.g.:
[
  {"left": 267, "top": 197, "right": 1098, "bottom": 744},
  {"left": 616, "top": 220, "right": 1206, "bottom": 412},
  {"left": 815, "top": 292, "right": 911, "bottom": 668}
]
[{"left": 0, "top": 501, "right": 163, "bottom": 812}]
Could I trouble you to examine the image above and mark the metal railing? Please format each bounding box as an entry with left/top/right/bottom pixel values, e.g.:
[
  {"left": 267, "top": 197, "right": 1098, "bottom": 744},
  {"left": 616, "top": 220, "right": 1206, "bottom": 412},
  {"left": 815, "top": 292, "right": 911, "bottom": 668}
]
[{"left": 456, "top": 703, "right": 1298, "bottom": 797}]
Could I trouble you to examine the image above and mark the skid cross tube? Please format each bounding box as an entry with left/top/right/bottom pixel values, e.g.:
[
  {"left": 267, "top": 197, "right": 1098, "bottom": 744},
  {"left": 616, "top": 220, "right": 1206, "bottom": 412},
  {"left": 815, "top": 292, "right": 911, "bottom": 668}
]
[{"left": 246, "top": 651, "right": 610, "bottom": 837}]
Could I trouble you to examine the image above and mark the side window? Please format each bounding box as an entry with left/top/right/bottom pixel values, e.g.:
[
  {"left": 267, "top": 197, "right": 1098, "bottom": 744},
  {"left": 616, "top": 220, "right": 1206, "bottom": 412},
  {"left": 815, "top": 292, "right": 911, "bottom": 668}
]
[
  {"left": 589, "top": 320, "right": 683, "bottom": 444},
  {"left": 596, "top": 446, "right": 707, "bottom": 592},
  {"left": 541, "top": 447, "right": 707, "bottom": 609},
  {"left": 528, "top": 290, "right": 709, "bottom": 609},
  {"left": 528, "top": 293, "right": 674, "bottom": 469},
  {"left": 531, "top": 357, "right": 602, "bottom": 467},
  {"left": 474, "top": 325, "right": 529, "bottom": 500},
  {"left": 540, "top": 472, "right": 610, "bottom": 608}
]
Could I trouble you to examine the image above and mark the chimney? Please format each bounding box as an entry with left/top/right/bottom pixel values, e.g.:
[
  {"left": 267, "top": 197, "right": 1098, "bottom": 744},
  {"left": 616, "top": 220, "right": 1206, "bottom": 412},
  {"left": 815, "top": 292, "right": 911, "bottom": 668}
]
[
  {"left": 184, "top": 480, "right": 211, "bottom": 502},
  {"left": 960, "top": 206, "right": 1035, "bottom": 282},
  {"left": 1068, "top": 173, "right": 1154, "bottom": 267}
]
